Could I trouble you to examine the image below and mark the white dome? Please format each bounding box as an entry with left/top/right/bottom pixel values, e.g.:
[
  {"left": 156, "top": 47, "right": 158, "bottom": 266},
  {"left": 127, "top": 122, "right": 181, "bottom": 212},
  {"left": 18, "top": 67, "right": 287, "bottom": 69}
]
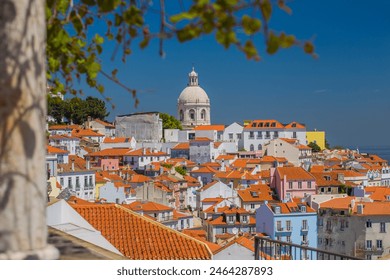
[{"left": 178, "top": 86, "right": 210, "bottom": 104}]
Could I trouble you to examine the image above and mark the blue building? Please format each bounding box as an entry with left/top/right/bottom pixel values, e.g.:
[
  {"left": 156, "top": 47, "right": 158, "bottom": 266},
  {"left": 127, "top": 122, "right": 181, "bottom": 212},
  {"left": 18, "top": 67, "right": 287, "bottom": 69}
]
[{"left": 255, "top": 200, "right": 318, "bottom": 260}]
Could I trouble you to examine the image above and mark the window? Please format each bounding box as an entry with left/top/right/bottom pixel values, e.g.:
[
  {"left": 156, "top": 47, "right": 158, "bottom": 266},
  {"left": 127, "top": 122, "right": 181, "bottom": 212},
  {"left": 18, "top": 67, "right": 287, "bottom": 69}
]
[
  {"left": 189, "top": 109, "right": 195, "bottom": 120},
  {"left": 286, "top": 236, "right": 291, "bottom": 243},
  {"left": 257, "top": 131, "right": 262, "bottom": 139},
  {"left": 326, "top": 220, "right": 332, "bottom": 231},
  {"left": 366, "top": 220, "right": 372, "bottom": 228},
  {"left": 258, "top": 144, "right": 262, "bottom": 150},
  {"left": 318, "top": 218, "right": 323, "bottom": 226},
  {"left": 265, "top": 131, "right": 270, "bottom": 139},
  {"left": 340, "top": 220, "right": 345, "bottom": 231},
  {"left": 293, "top": 132, "right": 297, "bottom": 138},
  {"left": 179, "top": 110, "right": 184, "bottom": 121},
  {"left": 68, "top": 177, "right": 72, "bottom": 187},
  {"left": 302, "top": 219, "right": 308, "bottom": 230},
  {"left": 366, "top": 254, "right": 372, "bottom": 260},
  {"left": 286, "top": 220, "right": 291, "bottom": 231},
  {"left": 250, "top": 144, "right": 254, "bottom": 151},
  {"left": 84, "top": 176, "right": 88, "bottom": 186},
  {"left": 308, "top": 181, "right": 312, "bottom": 188},
  {"left": 60, "top": 177, "right": 64, "bottom": 186},
  {"left": 377, "top": 240, "right": 383, "bottom": 249},
  {"left": 298, "top": 182, "right": 302, "bottom": 189},
  {"left": 222, "top": 227, "right": 227, "bottom": 233},
  {"left": 250, "top": 203, "right": 255, "bottom": 209},
  {"left": 242, "top": 215, "right": 248, "bottom": 222},
  {"left": 237, "top": 133, "right": 241, "bottom": 139},
  {"left": 228, "top": 133, "right": 233, "bottom": 140},
  {"left": 366, "top": 240, "right": 372, "bottom": 250},
  {"left": 273, "top": 131, "right": 279, "bottom": 138},
  {"left": 249, "top": 131, "right": 254, "bottom": 139},
  {"left": 201, "top": 109, "right": 206, "bottom": 120},
  {"left": 288, "top": 182, "right": 293, "bottom": 189},
  {"left": 228, "top": 215, "right": 234, "bottom": 222},
  {"left": 380, "top": 222, "right": 386, "bottom": 233},
  {"left": 276, "top": 221, "right": 282, "bottom": 231}
]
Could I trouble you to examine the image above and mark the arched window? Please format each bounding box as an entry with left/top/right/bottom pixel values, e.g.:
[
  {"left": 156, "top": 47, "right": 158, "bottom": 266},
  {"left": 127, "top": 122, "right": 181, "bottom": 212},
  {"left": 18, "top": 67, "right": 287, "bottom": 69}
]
[
  {"left": 179, "top": 110, "right": 184, "bottom": 121},
  {"left": 250, "top": 144, "right": 254, "bottom": 151},
  {"left": 189, "top": 109, "right": 195, "bottom": 121},
  {"left": 201, "top": 109, "right": 206, "bottom": 120},
  {"left": 258, "top": 144, "right": 262, "bottom": 150}
]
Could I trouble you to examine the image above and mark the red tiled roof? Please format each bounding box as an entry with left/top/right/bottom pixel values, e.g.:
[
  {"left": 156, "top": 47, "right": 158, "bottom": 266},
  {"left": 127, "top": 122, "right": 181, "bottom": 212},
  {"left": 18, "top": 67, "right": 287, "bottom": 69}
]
[
  {"left": 237, "top": 184, "right": 274, "bottom": 202},
  {"left": 171, "top": 142, "right": 190, "bottom": 150},
  {"left": 276, "top": 167, "right": 315, "bottom": 181},
  {"left": 72, "top": 204, "right": 212, "bottom": 259},
  {"left": 244, "top": 120, "right": 284, "bottom": 129},
  {"left": 87, "top": 148, "right": 132, "bottom": 157},
  {"left": 72, "top": 128, "right": 104, "bottom": 137},
  {"left": 126, "top": 148, "right": 167, "bottom": 156},
  {"left": 126, "top": 201, "right": 173, "bottom": 212},
  {"left": 194, "top": 125, "right": 225, "bottom": 131},
  {"left": 47, "top": 145, "right": 69, "bottom": 154},
  {"left": 103, "top": 137, "right": 133, "bottom": 143}
]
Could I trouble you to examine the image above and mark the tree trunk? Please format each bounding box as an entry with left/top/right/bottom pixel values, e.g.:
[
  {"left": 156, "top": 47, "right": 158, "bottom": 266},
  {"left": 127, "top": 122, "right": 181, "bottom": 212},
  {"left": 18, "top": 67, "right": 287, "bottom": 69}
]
[{"left": 0, "top": 0, "right": 58, "bottom": 259}]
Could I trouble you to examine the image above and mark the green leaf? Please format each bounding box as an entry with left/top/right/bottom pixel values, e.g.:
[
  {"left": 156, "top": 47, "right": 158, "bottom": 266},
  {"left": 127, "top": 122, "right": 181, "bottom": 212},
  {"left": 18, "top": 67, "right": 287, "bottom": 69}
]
[
  {"left": 216, "top": 30, "right": 237, "bottom": 48},
  {"left": 260, "top": 0, "right": 273, "bottom": 22},
  {"left": 279, "top": 33, "right": 296, "bottom": 48},
  {"left": 266, "top": 32, "right": 279, "bottom": 54},
  {"left": 304, "top": 41, "right": 315, "bottom": 54},
  {"left": 242, "top": 15, "right": 261, "bottom": 35},
  {"left": 97, "top": 0, "right": 121, "bottom": 13},
  {"left": 94, "top": 34, "right": 104, "bottom": 45},
  {"left": 243, "top": 40, "right": 260, "bottom": 60}
]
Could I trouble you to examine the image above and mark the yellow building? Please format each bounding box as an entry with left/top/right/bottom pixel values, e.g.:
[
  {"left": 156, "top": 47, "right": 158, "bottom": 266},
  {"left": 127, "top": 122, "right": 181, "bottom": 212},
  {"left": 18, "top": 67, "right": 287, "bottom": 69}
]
[{"left": 306, "top": 130, "right": 326, "bottom": 150}]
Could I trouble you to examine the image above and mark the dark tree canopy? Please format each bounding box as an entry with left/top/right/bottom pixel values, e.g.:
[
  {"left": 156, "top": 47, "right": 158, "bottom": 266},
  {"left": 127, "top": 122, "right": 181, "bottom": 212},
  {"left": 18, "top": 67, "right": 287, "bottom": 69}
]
[
  {"left": 48, "top": 95, "right": 109, "bottom": 124},
  {"left": 308, "top": 141, "right": 321, "bottom": 153}
]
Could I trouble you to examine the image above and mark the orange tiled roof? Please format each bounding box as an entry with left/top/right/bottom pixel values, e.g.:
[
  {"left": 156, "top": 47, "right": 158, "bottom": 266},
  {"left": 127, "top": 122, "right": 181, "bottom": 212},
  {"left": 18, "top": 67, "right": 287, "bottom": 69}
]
[
  {"left": 195, "top": 125, "right": 225, "bottom": 131},
  {"left": 261, "top": 156, "right": 288, "bottom": 163},
  {"left": 128, "top": 174, "right": 151, "bottom": 183},
  {"left": 72, "top": 203, "right": 212, "bottom": 259},
  {"left": 126, "top": 201, "right": 173, "bottom": 212},
  {"left": 279, "top": 138, "right": 298, "bottom": 145},
  {"left": 191, "top": 137, "right": 212, "bottom": 142},
  {"left": 312, "top": 172, "right": 344, "bottom": 187},
  {"left": 58, "top": 155, "right": 91, "bottom": 173},
  {"left": 244, "top": 120, "right": 284, "bottom": 129},
  {"left": 276, "top": 167, "right": 315, "bottom": 181},
  {"left": 103, "top": 137, "right": 133, "bottom": 143},
  {"left": 171, "top": 142, "right": 190, "bottom": 150},
  {"left": 194, "top": 125, "right": 225, "bottom": 131},
  {"left": 353, "top": 201, "right": 390, "bottom": 215},
  {"left": 237, "top": 184, "right": 274, "bottom": 202},
  {"left": 216, "top": 155, "right": 236, "bottom": 161},
  {"left": 319, "top": 196, "right": 355, "bottom": 210},
  {"left": 48, "top": 124, "right": 81, "bottom": 130},
  {"left": 72, "top": 128, "right": 104, "bottom": 137},
  {"left": 126, "top": 148, "right": 167, "bottom": 156},
  {"left": 284, "top": 122, "right": 305, "bottom": 129},
  {"left": 191, "top": 166, "right": 218, "bottom": 174},
  {"left": 208, "top": 215, "right": 256, "bottom": 226},
  {"left": 88, "top": 148, "right": 132, "bottom": 157},
  {"left": 363, "top": 187, "right": 390, "bottom": 201},
  {"left": 47, "top": 145, "right": 69, "bottom": 154},
  {"left": 215, "top": 236, "right": 254, "bottom": 254},
  {"left": 267, "top": 201, "right": 316, "bottom": 214}
]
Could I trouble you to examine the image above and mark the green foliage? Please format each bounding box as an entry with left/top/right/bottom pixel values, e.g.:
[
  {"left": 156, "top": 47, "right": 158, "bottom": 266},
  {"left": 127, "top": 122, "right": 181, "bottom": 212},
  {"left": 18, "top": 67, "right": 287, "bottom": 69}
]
[
  {"left": 46, "top": 0, "right": 316, "bottom": 105},
  {"left": 308, "top": 142, "right": 321, "bottom": 153},
  {"left": 160, "top": 113, "right": 182, "bottom": 130},
  {"left": 47, "top": 95, "right": 65, "bottom": 123},
  {"left": 175, "top": 166, "right": 187, "bottom": 176},
  {"left": 47, "top": 95, "right": 109, "bottom": 124}
]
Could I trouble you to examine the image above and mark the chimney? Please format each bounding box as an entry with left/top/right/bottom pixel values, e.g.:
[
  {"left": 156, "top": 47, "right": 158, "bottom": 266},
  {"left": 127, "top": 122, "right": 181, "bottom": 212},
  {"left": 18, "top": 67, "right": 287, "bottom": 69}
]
[
  {"left": 71, "top": 158, "right": 75, "bottom": 171},
  {"left": 337, "top": 173, "right": 345, "bottom": 184},
  {"left": 86, "top": 159, "right": 90, "bottom": 170},
  {"left": 357, "top": 204, "right": 364, "bottom": 214},
  {"left": 143, "top": 148, "right": 146, "bottom": 155},
  {"left": 221, "top": 159, "right": 226, "bottom": 172},
  {"left": 350, "top": 199, "right": 355, "bottom": 210}
]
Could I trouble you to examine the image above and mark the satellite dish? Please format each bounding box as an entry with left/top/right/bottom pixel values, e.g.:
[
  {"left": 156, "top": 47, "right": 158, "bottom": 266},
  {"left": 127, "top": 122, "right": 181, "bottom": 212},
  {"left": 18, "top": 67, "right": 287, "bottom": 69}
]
[{"left": 232, "top": 227, "right": 238, "bottom": 235}]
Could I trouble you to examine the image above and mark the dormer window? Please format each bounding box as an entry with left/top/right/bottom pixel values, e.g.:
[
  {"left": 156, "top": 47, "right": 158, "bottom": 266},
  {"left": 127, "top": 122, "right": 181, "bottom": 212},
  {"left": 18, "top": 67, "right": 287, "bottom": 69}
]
[
  {"left": 274, "top": 206, "right": 281, "bottom": 214},
  {"left": 241, "top": 215, "right": 248, "bottom": 223},
  {"left": 300, "top": 205, "right": 306, "bottom": 212}
]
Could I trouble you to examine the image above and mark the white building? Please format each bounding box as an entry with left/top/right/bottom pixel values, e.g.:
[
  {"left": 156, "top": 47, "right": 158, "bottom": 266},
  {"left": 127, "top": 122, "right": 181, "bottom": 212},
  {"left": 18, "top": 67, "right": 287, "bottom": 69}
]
[
  {"left": 243, "top": 120, "right": 306, "bottom": 152},
  {"left": 223, "top": 122, "right": 244, "bottom": 150},
  {"left": 177, "top": 68, "right": 211, "bottom": 128}
]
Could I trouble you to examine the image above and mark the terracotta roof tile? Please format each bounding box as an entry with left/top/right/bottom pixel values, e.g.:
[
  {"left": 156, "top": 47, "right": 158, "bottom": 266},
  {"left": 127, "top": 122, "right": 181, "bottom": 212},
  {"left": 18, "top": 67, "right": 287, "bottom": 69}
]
[
  {"left": 103, "top": 137, "right": 133, "bottom": 143},
  {"left": 276, "top": 167, "right": 315, "bottom": 181},
  {"left": 194, "top": 125, "right": 225, "bottom": 131},
  {"left": 71, "top": 203, "right": 212, "bottom": 259},
  {"left": 47, "top": 145, "right": 69, "bottom": 154},
  {"left": 171, "top": 142, "right": 190, "bottom": 150},
  {"left": 237, "top": 184, "right": 274, "bottom": 202}
]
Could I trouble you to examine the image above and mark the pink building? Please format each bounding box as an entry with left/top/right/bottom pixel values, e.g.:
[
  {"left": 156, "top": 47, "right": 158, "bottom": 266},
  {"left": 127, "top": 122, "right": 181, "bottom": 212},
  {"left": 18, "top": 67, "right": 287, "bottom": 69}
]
[{"left": 270, "top": 166, "right": 316, "bottom": 201}]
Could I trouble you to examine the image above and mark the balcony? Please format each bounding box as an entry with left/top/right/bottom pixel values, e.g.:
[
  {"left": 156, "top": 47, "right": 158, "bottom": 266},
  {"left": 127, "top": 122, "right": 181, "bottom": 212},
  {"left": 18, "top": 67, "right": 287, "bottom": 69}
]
[
  {"left": 276, "top": 227, "right": 293, "bottom": 232},
  {"left": 301, "top": 226, "right": 309, "bottom": 232}
]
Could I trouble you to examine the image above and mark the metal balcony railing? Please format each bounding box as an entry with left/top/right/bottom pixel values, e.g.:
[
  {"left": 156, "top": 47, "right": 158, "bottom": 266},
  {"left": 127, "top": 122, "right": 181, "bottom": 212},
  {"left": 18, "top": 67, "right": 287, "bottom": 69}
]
[{"left": 254, "top": 236, "right": 361, "bottom": 260}]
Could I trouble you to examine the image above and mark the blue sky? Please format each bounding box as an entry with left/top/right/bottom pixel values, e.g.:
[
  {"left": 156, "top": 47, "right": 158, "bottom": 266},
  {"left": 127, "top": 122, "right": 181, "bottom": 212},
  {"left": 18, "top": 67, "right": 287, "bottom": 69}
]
[{"left": 81, "top": 0, "right": 390, "bottom": 148}]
